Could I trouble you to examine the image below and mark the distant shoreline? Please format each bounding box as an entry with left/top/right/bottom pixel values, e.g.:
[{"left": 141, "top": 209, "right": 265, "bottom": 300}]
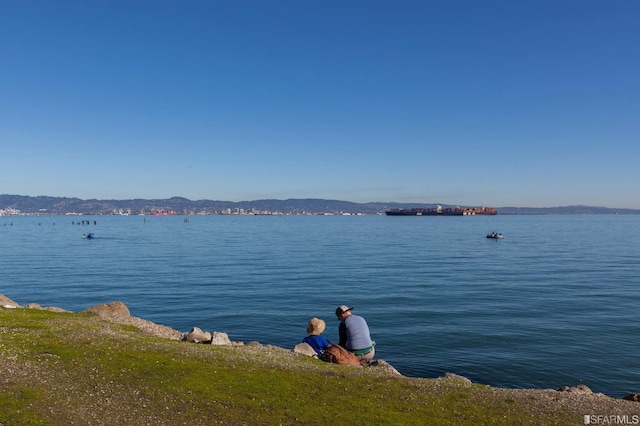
[{"left": 1, "top": 193, "right": 639, "bottom": 217}]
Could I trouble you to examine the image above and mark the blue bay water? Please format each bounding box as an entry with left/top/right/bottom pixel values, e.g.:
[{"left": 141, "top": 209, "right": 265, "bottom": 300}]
[{"left": 1, "top": 214, "right": 639, "bottom": 397}]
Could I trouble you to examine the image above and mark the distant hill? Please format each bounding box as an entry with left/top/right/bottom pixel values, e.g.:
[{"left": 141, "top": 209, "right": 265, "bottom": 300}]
[
  {"left": 496, "top": 205, "right": 640, "bottom": 215},
  {"left": 0, "top": 194, "right": 638, "bottom": 215}
]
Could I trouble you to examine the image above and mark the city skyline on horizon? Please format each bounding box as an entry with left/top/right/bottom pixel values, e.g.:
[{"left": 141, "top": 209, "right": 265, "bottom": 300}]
[
  {"left": 2, "top": 2, "right": 638, "bottom": 209},
  {"left": 2, "top": 193, "right": 638, "bottom": 212}
]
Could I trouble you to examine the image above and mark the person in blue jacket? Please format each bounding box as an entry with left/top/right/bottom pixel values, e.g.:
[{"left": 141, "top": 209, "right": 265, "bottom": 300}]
[{"left": 302, "top": 317, "right": 331, "bottom": 360}]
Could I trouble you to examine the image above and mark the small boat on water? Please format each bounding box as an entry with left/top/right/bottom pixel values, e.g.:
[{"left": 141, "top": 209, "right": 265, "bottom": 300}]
[
  {"left": 486, "top": 232, "right": 504, "bottom": 239},
  {"left": 83, "top": 233, "right": 95, "bottom": 239}
]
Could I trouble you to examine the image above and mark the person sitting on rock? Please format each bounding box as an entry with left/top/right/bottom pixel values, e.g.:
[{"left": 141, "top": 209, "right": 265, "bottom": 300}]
[
  {"left": 302, "top": 317, "right": 331, "bottom": 360},
  {"left": 336, "top": 305, "right": 375, "bottom": 363}
]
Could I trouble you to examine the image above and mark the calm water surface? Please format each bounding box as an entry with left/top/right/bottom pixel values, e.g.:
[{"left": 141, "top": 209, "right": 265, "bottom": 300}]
[{"left": 1, "top": 214, "right": 639, "bottom": 397}]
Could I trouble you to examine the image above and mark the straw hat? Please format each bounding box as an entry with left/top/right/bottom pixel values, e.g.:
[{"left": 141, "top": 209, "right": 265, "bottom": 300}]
[{"left": 307, "top": 317, "right": 326, "bottom": 335}]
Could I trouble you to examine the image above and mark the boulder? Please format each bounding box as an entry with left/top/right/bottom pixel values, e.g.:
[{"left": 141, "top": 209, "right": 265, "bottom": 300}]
[
  {"left": 180, "top": 327, "right": 212, "bottom": 343},
  {"left": 83, "top": 301, "right": 131, "bottom": 319},
  {"left": 623, "top": 393, "right": 640, "bottom": 402},
  {"left": 0, "top": 294, "right": 20, "bottom": 308},
  {"left": 210, "top": 331, "right": 232, "bottom": 346},
  {"left": 293, "top": 342, "right": 318, "bottom": 357}
]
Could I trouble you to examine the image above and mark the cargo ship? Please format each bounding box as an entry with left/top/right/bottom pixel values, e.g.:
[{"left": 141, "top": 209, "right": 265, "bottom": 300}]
[{"left": 385, "top": 205, "right": 497, "bottom": 216}]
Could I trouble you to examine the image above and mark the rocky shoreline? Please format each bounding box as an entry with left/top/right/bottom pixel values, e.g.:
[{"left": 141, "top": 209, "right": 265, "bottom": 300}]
[{"left": 3, "top": 293, "right": 639, "bottom": 413}]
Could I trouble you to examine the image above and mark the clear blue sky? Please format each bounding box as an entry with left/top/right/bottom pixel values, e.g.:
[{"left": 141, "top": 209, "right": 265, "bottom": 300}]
[{"left": 2, "top": 1, "right": 638, "bottom": 208}]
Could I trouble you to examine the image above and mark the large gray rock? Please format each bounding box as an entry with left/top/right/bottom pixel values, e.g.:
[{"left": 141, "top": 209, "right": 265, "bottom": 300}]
[
  {"left": 180, "top": 327, "right": 212, "bottom": 343},
  {"left": 83, "top": 301, "right": 131, "bottom": 319},
  {"left": 210, "top": 331, "right": 232, "bottom": 346},
  {"left": 293, "top": 342, "right": 318, "bottom": 357}
]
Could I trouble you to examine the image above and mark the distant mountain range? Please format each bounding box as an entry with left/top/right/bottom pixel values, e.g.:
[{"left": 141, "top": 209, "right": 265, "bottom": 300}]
[{"left": 1, "top": 194, "right": 638, "bottom": 215}]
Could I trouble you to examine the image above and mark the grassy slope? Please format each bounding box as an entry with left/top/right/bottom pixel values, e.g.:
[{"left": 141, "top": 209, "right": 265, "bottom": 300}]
[{"left": 1, "top": 308, "right": 636, "bottom": 425}]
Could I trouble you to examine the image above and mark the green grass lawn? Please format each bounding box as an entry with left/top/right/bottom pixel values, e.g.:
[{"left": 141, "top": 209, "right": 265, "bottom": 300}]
[{"left": 0, "top": 308, "right": 629, "bottom": 425}]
